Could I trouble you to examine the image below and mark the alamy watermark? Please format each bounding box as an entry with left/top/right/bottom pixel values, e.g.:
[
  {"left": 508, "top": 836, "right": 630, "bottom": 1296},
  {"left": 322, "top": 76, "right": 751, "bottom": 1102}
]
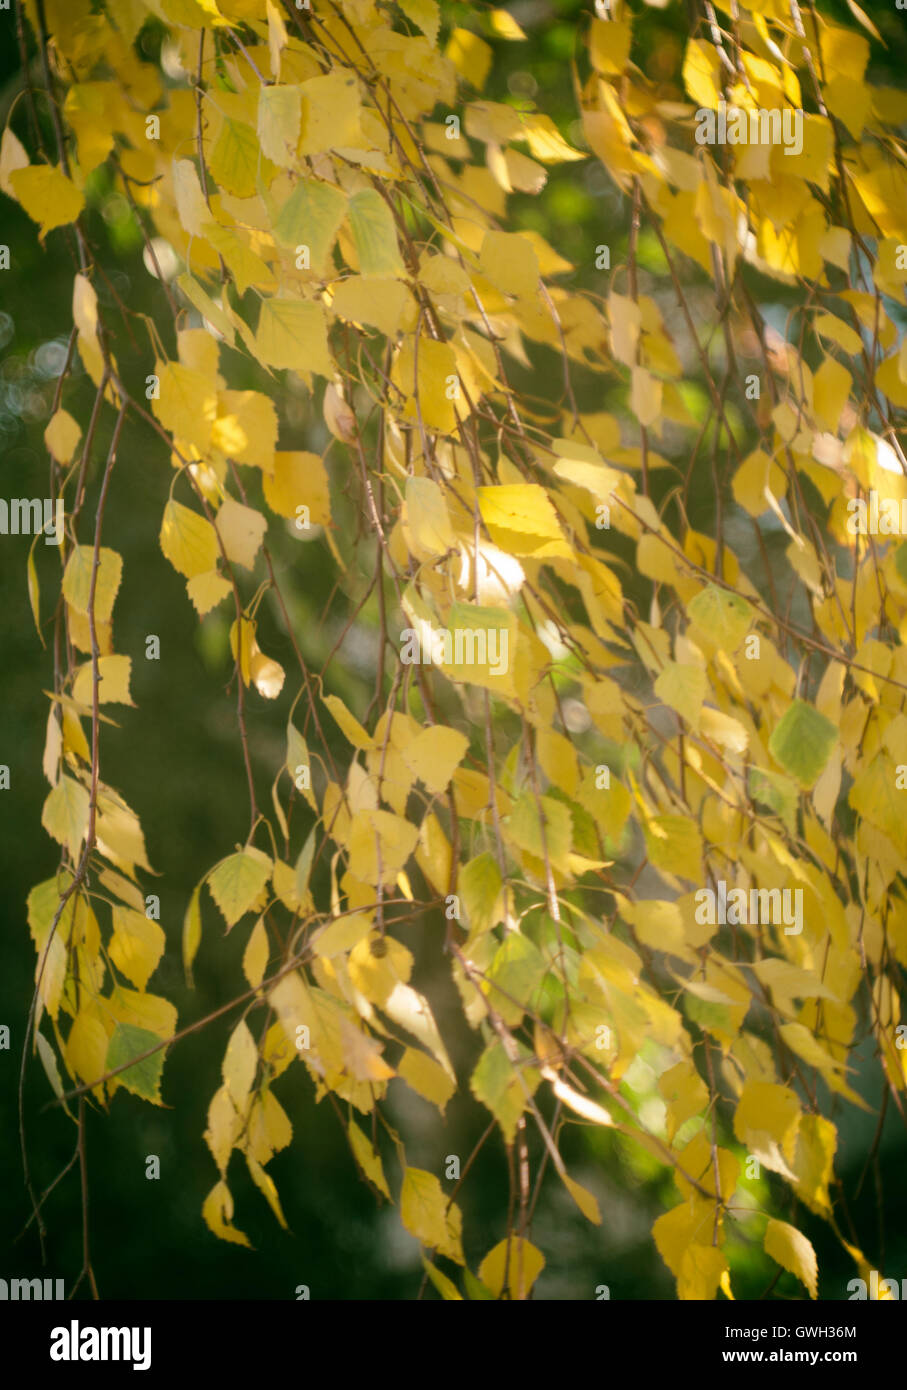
[
  {"left": 847, "top": 1271, "right": 906, "bottom": 1300},
  {"left": 695, "top": 99, "right": 803, "bottom": 157},
  {"left": 0, "top": 497, "right": 63, "bottom": 545},
  {"left": 846, "top": 491, "right": 907, "bottom": 536},
  {"left": 695, "top": 880, "right": 803, "bottom": 935},
  {"left": 400, "top": 625, "right": 509, "bottom": 676},
  {"left": 50, "top": 1321, "right": 151, "bottom": 1371},
  {"left": 1, "top": 1276, "right": 65, "bottom": 1300}
]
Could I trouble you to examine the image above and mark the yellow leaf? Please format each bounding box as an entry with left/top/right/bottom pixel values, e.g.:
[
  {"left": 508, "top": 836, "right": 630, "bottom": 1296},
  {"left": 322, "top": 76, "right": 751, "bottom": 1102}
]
[
  {"left": 642, "top": 814, "right": 702, "bottom": 881},
  {"left": 609, "top": 291, "right": 641, "bottom": 366},
  {"left": 243, "top": 916, "right": 269, "bottom": 988},
  {"left": 222, "top": 1018, "right": 258, "bottom": 1108},
  {"left": 160, "top": 501, "right": 219, "bottom": 579},
  {"left": 731, "top": 449, "right": 787, "bottom": 517},
  {"left": 561, "top": 1172, "right": 601, "bottom": 1225},
  {"left": 72, "top": 654, "right": 133, "bottom": 707},
  {"left": 187, "top": 569, "right": 232, "bottom": 616},
  {"left": 107, "top": 986, "right": 177, "bottom": 1041},
  {"left": 323, "top": 692, "right": 373, "bottom": 749},
  {"left": 683, "top": 39, "right": 721, "bottom": 108},
  {"left": 590, "top": 17, "right": 631, "bottom": 75},
  {"left": 637, "top": 532, "right": 680, "bottom": 586},
  {"left": 250, "top": 646, "right": 285, "bottom": 700},
  {"left": 265, "top": 0, "right": 287, "bottom": 76},
  {"left": 391, "top": 337, "right": 459, "bottom": 434},
  {"left": 62, "top": 545, "right": 123, "bottom": 622},
  {"left": 262, "top": 449, "right": 331, "bottom": 526},
  {"left": 72, "top": 273, "right": 98, "bottom": 339},
  {"left": 211, "top": 389, "right": 278, "bottom": 471},
  {"left": 208, "top": 119, "right": 262, "bottom": 199},
  {"left": 383, "top": 981, "right": 455, "bottom": 1081},
  {"left": 95, "top": 790, "right": 152, "bottom": 876},
  {"left": 659, "top": 1059, "right": 708, "bottom": 1143},
  {"left": 258, "top": 85, "right": 300, "bottom": 168},
  {"left": 764, "top": 1219, "right": 818, "bottom": 1299},
  {"left": 479, "top": 1237, "right": 544, "bottom": 1298},
  {"left": 246, "top": 1087, "right": 293, "bottom": 1164},
  {"left": 173, "top": 157, "right": 210, "bottom": 238},
  {"left": 44, "top": 409, "right": 82, "bottom": 464},
  {"left": 0, "top": 126, "right": 28, "bottom": 198},
  {"left": 65, "top": 1008, "right": 109, "bottom": 1097},
  {"left": 536, "top": 727, "right": 579, "bottom": 797},
  {"left": 477, "top": 483, "right": 565, "bottom": 556},
  {"left": 812, "top": 357, "right": 852, "bottom": 433},
  {"left": 42, "top": 775, "right": 89, "bottom": 861},
  {"left": 348, "top": 809, "right": 419, "bottom": 885},
  {"left": 521, "top": 113, "right": 584, "bottom": 163},
  {"left": 399, "top": 0, "right": 439, "bottom": 42},
  {"left": 404, "top": 476, "right": 455, "bottom": 558},
  {"left": 9, "top": 164, "right": 85, "bottom": 238},
  {"left": 207, "top": 847, "right": 272, "bottom": 929},
  {"left": 401, "top": 1167, "right": 464, "bottom": 1263},
  {"left": 400, "top": 725, "right": 469, "bottom": 794},
  {"left": 202, "top": 1181, "right": 251, "bottom": 1248},
  {"left": 654, "top": 662, "right": 706, "bottom": 730},
  {"left": 679, "top": 1243, "right": 728, "bottom": 1301},
  {"left": 479, "top": 230, "right": 538, "bottom": 299},
  {"left": 541, "top": 1066, "right": 614, "bottom": 1127},
  {"left": 339, "top": 1017, "right": 395, "bottom": 1081},
  {"left": 110, "top": 906, "right": 165, "bottom": 990},
  {"left": 151, "top": 362, "right": 218, "bottom": 453},
  {"left": 298, "top": 71, "right": 361, "bottom": 156},
  {"left": 331, "top": 275, "right": 413, "bottom": 337},
  {"left": 734, "top": 1079, "right": 801, "bottom": 1181},
  {"left": 700, "top": 706, "right": 748, "bottom": 754},
  {"left": 397, "top": 1047, "right": 456, "bottom": 1112},
  {"left": 489, "top": 7, "right": 526, "bottom": 39},
  {"left": 246, "top": 1152, "right": 288, "bottom": 1228},
  {"left": 446, "top": 28, "right": 492, "bottom": 90},
  {"left": 348, "top": 1119, "right": 391, "bottom": 1197},
  {"left": 216, "top": 498, "right": 267, "bottom": 570},
  {"left": 256, "top": 297, "right": 332, "bottom": 377}
]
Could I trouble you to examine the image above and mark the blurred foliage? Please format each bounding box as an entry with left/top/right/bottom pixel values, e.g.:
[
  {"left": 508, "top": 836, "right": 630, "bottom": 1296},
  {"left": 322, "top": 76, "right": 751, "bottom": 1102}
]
[{"left": 2, "top": 0, "right": 906, "bottom": 1300}]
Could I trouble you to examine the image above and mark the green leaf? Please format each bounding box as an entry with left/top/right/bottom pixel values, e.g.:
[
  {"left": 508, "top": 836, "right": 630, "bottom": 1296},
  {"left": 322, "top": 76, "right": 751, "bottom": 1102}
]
[
  {"left": 895, "top": 543, "right": 907, "bottom": 588},
  {"left": 106, "top": 1023, "right": 166, "bottom": 1104},
  {"left": 654, "top": 661, "right": 706, "bottom": 730},
  {"left": 505, "top": 791, "right": 573, "bottom": 867},
  {"left": 484, "top": 932, "right": 546, "bottom": 1026},
  {"left": 470, "top": 1039, "right": 539, "bottom": 1143},
  {"left": 463, "top": 1268, "right": 496, "bottom": 1300},
  {"left": 272, "top": 178, "right": 348, "bottom": 275},
  {"left": 207, "top": 848, "right": 272, "bottom": 929},
  {"left": 459, "top": 852, "right": 503, "bottom": 935},
  {"left": 768, "top": 700, "right": 838, "bottom": 789},
  {"left": 687, "top": 584, "right": 751, "bottom": 652},
  {"left": 348, "top": 188, "right": 405, "bottom": 277},
  {"left": 182, "top": 884, "right": 202, "bottom": 987},
  {"left": 748, "top": 767, "right": 799, "bottom": 834},
  {"left": 36, "top": 1030, "right": 73, "bottom": 1117}
]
